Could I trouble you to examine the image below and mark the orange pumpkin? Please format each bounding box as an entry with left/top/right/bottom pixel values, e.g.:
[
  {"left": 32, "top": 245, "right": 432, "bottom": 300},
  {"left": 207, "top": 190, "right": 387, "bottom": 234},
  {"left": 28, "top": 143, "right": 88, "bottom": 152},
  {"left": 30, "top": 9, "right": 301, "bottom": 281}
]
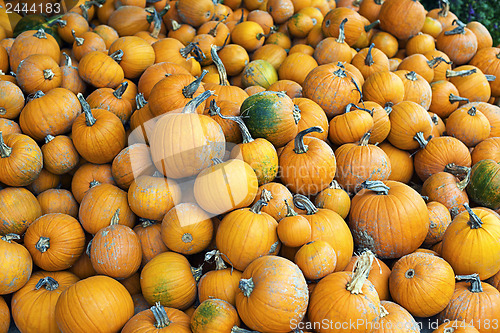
[
  {"left": 123, "top": 302, "right": 191, "bottom": 332},
  {"left": 133, "top": 219, "right": 169, "bottom": 266},
  {"left": 0, "top": 233, "right": 33, "bottom": 294}
]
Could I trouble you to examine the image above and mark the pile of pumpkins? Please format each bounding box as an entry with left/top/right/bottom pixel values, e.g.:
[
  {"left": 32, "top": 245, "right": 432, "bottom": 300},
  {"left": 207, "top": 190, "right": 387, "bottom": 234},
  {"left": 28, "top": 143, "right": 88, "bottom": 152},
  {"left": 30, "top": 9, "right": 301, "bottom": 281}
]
[{"left": 1, "top": 0, "right": 500, "bottom": 331}]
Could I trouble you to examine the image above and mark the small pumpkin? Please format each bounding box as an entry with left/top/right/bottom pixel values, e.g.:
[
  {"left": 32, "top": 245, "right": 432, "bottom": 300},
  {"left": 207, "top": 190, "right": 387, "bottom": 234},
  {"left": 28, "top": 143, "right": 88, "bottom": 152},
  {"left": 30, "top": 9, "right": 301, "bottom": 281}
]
[
  {"left": 190, "top": 298, "right": 240, "bottom": 333},
  {"left": 424, "top": 201, "right": 453, "bottom": 247},
  {"left": 0, "top": 233, "right": 33, "bottom": 295},
  {"left": 123, "top": 302, "right": 191, "bottom": 332},
  {"left": 37, "top": 189, "right": 78, "bottom": 217},
  {"left": 378, "top": 142, "right": 414, "bottom": 184},
  {"left": 314, "top": 180, "right": 351, "bottom": 219},
  {"left": 295, "top": 240, "right": 337, "bottom": 280},
  {"left": 387, "top": 101, "right": 433, "bottom": 150},
  {"left": 133, "top": 219, "right": 169, "bottom": 266},
  {"left": 422, "top": 171, "right": 470, "bottom": 215},
  {"left": 467, "top": 159, "right": 500, "bottom": 210},
  {"left": 277, "top": 200, "right": 312, "bottom": 248},
  {"left": 71, "top": 163, "right": 116, "bottom": 204},
  {"left": 328, "top": 103, "right": 374, "bottom": 146}
]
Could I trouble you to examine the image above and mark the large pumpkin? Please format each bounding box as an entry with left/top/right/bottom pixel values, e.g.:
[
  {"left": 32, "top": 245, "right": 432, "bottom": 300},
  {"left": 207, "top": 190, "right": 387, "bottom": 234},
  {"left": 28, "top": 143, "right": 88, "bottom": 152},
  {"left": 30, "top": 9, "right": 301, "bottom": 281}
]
[
  {"left": 467, "top": 159, "right": 500, "bottom": 210},
  {"left": 349, "top": 180, "right": 429, "bottom": 259},
  {"left": 378, "top": 0, "right": 426, "bottom": 40},
  {"left": 55, "top": 275, "right": 134, "bottom": 332},
  {"left": 235, "top": 255, "right": 308, "bottom": 333},
  {"left": 0, "top": 234, "right": 33, "bottom": 295}
]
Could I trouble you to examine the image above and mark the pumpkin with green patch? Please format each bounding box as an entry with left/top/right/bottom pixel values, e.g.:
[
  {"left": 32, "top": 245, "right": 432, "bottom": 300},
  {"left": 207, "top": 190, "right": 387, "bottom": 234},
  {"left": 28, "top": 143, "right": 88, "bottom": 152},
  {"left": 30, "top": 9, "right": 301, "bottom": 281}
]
[
  {"left": 241, "top": 60, "right": 278, "bottom": 89},
  {"left": 240, "top": 91, "right": 300, "bottom": 148},
  {"left": 467, "top": 159, "right": 500, "bottom": 210},
  {"left": 190, "top": 298, "right": 240, "bottom": 333}
]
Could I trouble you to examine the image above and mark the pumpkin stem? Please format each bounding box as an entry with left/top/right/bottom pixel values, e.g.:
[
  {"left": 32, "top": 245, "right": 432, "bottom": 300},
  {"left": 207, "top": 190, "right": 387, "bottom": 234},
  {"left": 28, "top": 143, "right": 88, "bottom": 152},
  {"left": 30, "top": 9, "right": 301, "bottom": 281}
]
[
  {"left": 171, "top": 19, "right": 181, "bottom": 31},
  {"left": 35, "top": 276, "right": 59, "bottom": 291},
  {"left": 374, "top": 0, "right": 384, "bottom": 4},
  {"left": 135, "top": 93, "right": 147, "bottom": 109},
  {"left": 464, "top": 203, "right": 482, "bottom": 229},
  {"left": 47, "top": 19, "right": 67, "bottom": 28},
  {"left": 139, "top": 218, "right": 155, "bottom": 227},
  {"left": 260, "top": 189, "right": 273, "bottom": 203},
  {"left": 446, "top": 68, "right": 476, "bottom": 78},
  {"left": 333, "top": 67, "right": 347, "bottom": 78},
  {"left": 430, "top": 114, "right": 439, "bottom": 126},
  {"left": 110, "top": 209, "right": 120, "bottom": 225},
  {"left": 456, "top": 273, "right": 483, "bottom": 293},
  {"left": 62, "top": 53, "right": 74, "bottom": 68},
  {"left": 485, "top": 74, "right": 496, "bottom": 82},
  {"left": 293, "top": 194, "right": 318, "bottom": 215},
  {"left": 231, "top": 327, "right": 259, "bottom": 333},
  {"left": 293, "top": 126, "right": 323, "bottom": 154},
  {"left": 359, "top": 131, "right": 371, "bottom": 146},
  {"left": 33, "top": 29, "right": 47, "bottom": 39},
  {"left": 345, "top": 103, "right": 371, "bottom": 114},
  {"left": 72, "top": 30, "right": 84, "bottom": 46},
  {"left": 336, "top": 18, "right": 348, "bottom": 44},
  {"left": 346, "top": 250, "right": 375, "bottom": 294},
  {"left": 44, "top": 135, "right": 55, "bottom": 143},
  {"left": 182, "top": 70, "right": 208, "bottom": 98},
  {"left": 89, "top": 179, "right": 100, "bottom": 188},
  {"left": 414, "top": 131, "right": 432, "bottom": 150},
  {"left": 181, "top": 89, "right": 213, "bottom": 114},
  {"left": 77, "top": 93, "right": 96, "bottom": 126},
  {"left": 364, "top": 20, "right": 379, "bottom": 32},
  {"left": 448, "top": 93, "right": 469, "bottom": 103},
  {"left": 86, "top": 239, "right": 93, "bottom": 257},
  {"left": 27, "top": 90, "right": 45, "bottom": 103},
  {"left": 113, "top": 81, "right": 128, "bottom": 99},
  {"left": 211, "top": 45, "right": 230, "bottom": 86},
  {"left": 284, "top": 199, "right": 298, "bottom": 217},
  {"left": 364, "top": 43, "right": 375, "bottom": 66},
  {"left": 1, "top": 233, "right": 20, "bottom": 242},
  {"left": 35, "top": 236, "right": 50, "bottom": 253},
  {"left": 292, "top": 104, "right": 302, "bottom": 124},
  {"left": 109, "top": 49, "right": 124, "bottom": 62},
  {"left": 211, "top": 100, "right": 254, "bottom": 143},
  {"left": 204, "top": 250, "right": 228, "bottom": 270},
  {"left": 360, "top": 180, "right": 390, "bottom": 195},
  {"left": 180, "top": 42, "right": 205, "bottom": 61},
  {"left": 181, "top": 233, "right": 193, "bottom": 243},
  {"left": 208, "top": 18, "right": 225, "bottom": 37},
  {"left": 444, "top": 23, "right": 466, "bottom": 35},
  {"left": 405, "top": 71, "right": 418, "bottom": 81},
  {"left": 329, "top": 179, "right": 342, "bottom": 189},
  {"left": 151, "top": 302, "right": 172, "bottom": 328},
  {"left": 191, "top": 265, "right": 203, "bottom": 282},
  {"left": 426, "top": 56, "right": 451, "bottom": 69},
  {"left": 43, "top": 69, "right": 55, "bottom": 80},
  {"left": 149, "top": 9, "right": 162, "bottom": 39},
  {"left": 250, "top": 199, "right": 268, "bottom": 214},
  {"left": 379, "top": 303, "right": 389, "bottom": 318},
  {"left": 0, "top": 107, "right": 5, "bottom": 115},
  {"left": 467, "top": 106, "right": 477, "bottom": 116},
  {"left": 438, "top": 0, "right": 450, "bottom": 16},
  {"left": 0, "top": 131, "right": 12, "bottom": 158},
  {"left": 239, "top": 278, "right": 255, "bottom": 297},
  {"left": 268, "top": 241, "right": 279, "bottom": 254},
  {"left": 444, "top": 163, "right": 471, "bottom": 191},
  {"left": 212, "top": 157, "right": 223, "bottom": 165}
]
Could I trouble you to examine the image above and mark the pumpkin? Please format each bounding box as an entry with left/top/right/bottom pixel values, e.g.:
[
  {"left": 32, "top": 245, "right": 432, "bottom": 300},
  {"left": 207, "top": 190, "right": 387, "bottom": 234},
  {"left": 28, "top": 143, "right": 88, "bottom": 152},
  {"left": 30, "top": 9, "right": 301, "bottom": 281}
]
[
  {"left": 294, "top": 97, "right": 329, "bottom": 141},
  {"left": 0, "top": 132, "right": 42, "bottom": 187},
  {"left": 93, "top": 25, "right": 119, "bottom": 48},
  {"left": 86, "top": 82, "right": 133, "bottom": 124},
  {"left": 137, "top": 61, "right": 190, "bottom": 100},
  {"left": 267, "top": 80, "right": 303, "bottom": 99},
  {"left": 72, "top": 94, "right": 126, "bottom": 164},
  {"left": 0, "top": 81, "right": 24, "bottom": 120},
  {"left": 140, "top": 251, "right": 199, "bottom": 310},
  {"left": 55, "top": 275, "right": 134, "bottom": 332},
  {"left": 236, "top": 255, "right": 308, "bottom": 333},
  {"left": 424, "top": 201, "right": 453, "bottom": 247},
  {"left": 378, "top": 142, "right": 414, "bottom": 184},
  {"left": 0, "top": 295, "right": 8, "bottom": 333},
  {"left": 378, "top": 0, "right": 425, "bottom": 40},
  {"left": 9, "top": 29, "right": 60, "bottom": 71},
  {"left": 0, "top": 233, "right": 33, "bottom": 294},
  {"left": 446, "top": 66, "right": 491, "bottom": 103},
  {"left": 462, "top": 102, "right": 500, "bottom": 138},
  {"left": 429, "top": 80, "right": 469, "bottom": 119},
  {"left": 393, "top": 70, "right": 432, "bottom": 110},
  {"left": 0, "top": 119, "right": 21, "bottom": 136},
  {"left": 278, "top": 52, "right": 318, "bottom": 86},
  {"left": 293, "top": 194, "right": 354, "bottom": 270},
  {"left": 78, "top": 50, "right": 125, "bottom": 88},
  {"left": 314, "top": 180, "right": 351, "bottom": 219},
  {"left": 343, "top": 254, "right": 391, "bottom": 301},
  {"left": 129, "top": 95, "right": 156, "bottom": 146},
  {"left": 71, "top": 163, "right": 116, "bottom": 203},
  {"left": 303, "top": 64, "right": 362, "bottom": 118},
  {"left": 152, "top": 39, "right": 202, "bottom": 76},
  {"left": 362, "top": 70, "right": 405, "bottom": 108},
  {"left": 387, "top": 101, "right": 433, "bottom": 150},
  {"left": 11, "top": 271, "right": 79, "bottom": 333},
  {"left": 41, "top": 135, "right": 79, "bottom": 175},
  {"left": 277, "top": 200, "right": 312, "bottom": 248},
  {"left": 446, "top": 106, "right": 491, "bottom": 147},
  {"left": 414, "top": 135, "right": 472, "bottom": 182},
  {"left": 122, "top": 302, "right": 192, "bottom": 332},
  {"left": 442, "top": 205, "right": 500, "bottom": 280},
  {"left": 111, "top": 143, "right": 156, "bottom": 190},
  {"left": 328, "top": 103, "right": 374, "bottom": 145},
  {"left": 198, "top": 250, "right": 243, "bottom": 306},
  {"left": 216, "top": 199, "right": 279, "bottom": 271},
  {"left": 59, "top": 53, "right": 86, "bottom": 97},
  {"left": 350, "top": 181, "right": 429, "bottom": 259},
  {"left": 334, "top": 132, "right": 391, "bottom": 194},
  {"left": 218, "top": 44, "right": 249, "bottom": 76},
  {"left": 251, "top": 44, "right": 287, "bottom": 70},
  {"left": 133, "top": 219, "right": 169, "bottom": 265},
  {"left": 190, "top": 298, "right": 240, "bottom": 333},
  {"left": 471, "top": 137, "right": 500, "bottom": 165},
  {"left": 0, "top": 187, "right": 42, "bottom": 235},
  {"left": 24, "top": 213, "right": 85, "bottom": 272},
  {"left": 439, "top": 274, "right": 500, "bottom": 333},
  {"left": 313, "top": 18, "right": 352, "bottom": 64},
  {"left": 436, "top": 21, "right": 478, "bottom": 66},
  {"left": 177, "top": 0, "right": 214, "bottom": 27},
  {"left": 37, "top": 189, "right": 78, "bottom": 217},
  {"left": 280, "top": 126, "right": 336, "bottom": 195},
  {"left": 427, "top": 1, "right": 457, "bottom": 29},
  {"left": 467, "top": 21, "right": 493, "bottom": 49},
  {"left": 308, "top": 251, "right": 381, "bottom": 333},
  {"left": 231, "top": 21, "right": 266, "bottom": 52},
  {"left": 467, "top": 159, "right": 500, "bottom": 210},
  {"left": 389, "top": 252, "right": 455, "bottom": 317},
  {"left": 370, "top": 300, "right": 420, "bottom": 333},
  {"left": 295, "top": 240, "right": 337, "bottom": 280},
  {"left": 251, "top": 182, "right": 294, "bottom": 221},
  {"left": 422, "top": 171, "right": 469, "bottom": 215},
  {"left": 150, "top": 91, "right": 226, "bottom": 179},
  {"left": 322, "top": 7, "right": 365, "bottom": 46},
  {"left": 352, "top": 43, "right": 390, "bottom": 80},
  {"left": 108, "top": 36, "right": 155, "bottom": 79},
  {"left": 71, "top": 31, "right": 107, "bottom": 62},
  {"left": 241, "top": 59, "right": 279, "bottom": 88},
  {"left": 128, "top": 172, "right": 181, "bottom": 221},
  {"left": 79, "top": 183, "right": 136, "bottom": 234},
  {"left": 470, "top": 47, "right": 500, "bottom": 97}
]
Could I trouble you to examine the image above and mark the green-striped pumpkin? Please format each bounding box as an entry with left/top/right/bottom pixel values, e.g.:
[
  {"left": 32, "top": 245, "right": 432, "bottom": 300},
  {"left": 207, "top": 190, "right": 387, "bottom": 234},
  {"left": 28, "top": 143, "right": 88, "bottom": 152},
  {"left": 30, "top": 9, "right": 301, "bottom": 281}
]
[{"left": 467, "top": 159, "right": 500, "bottom": 210}]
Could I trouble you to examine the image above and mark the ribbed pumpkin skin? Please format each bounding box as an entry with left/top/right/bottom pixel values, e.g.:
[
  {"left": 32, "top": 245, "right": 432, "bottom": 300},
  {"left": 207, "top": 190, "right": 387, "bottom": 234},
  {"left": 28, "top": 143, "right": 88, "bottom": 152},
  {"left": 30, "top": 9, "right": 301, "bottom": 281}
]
[
  {"left": 467, "top": 159, "right": 500, "bottom": 210},
  {"left": 421, "top": 172, "right": 469, "bottom": 214},
  {"left": 378, "top": 142, "right": 414, "bottom": 184},
  {"left": 424, "top": 201, "right": 452, "bottom": 247},
  {"left": 150, "top": 112, "right": 225, "bottom": 179},
  {"left": 12, "top": 271, "right": 79, "bottom": 333},
  {"left": 350, "top": 181, "right": 430, "bottom": 259},
  {"left": 236, "top": 256, "right": 308, "bottom": 333},
  {"left": 0, "top": 187, "right": 42, "bottom": 235},
  {"left": 378, "top": 0, "right": 426, "bottom": 40},
  {"left": 472, "top": 137, "right": 500, "bottom": 165},
  {"left": 55, "top": 275, "right": 134, "bottom": 333},
  {"left": 122, "top": 306, "right": 192, "bottom": 333},
  {"left": 240, "top": 91, "right": 298, "bottom": 148},
  {"left": 111, "top": 143, "right": 156, "bottom": 191},
  {"left": 370, "top": 301, "right": 421, "bottom": 333},
  {"left": 190, "top": 298, "right": 240, "bottom": 333},
  {"left": 198, "top": 268, "right": 243, "bottom": 306},
  {"left": 308, "top": 271, "right": 380, "bottom": 333},
  {"left": 389, "top": 252, "right": 455, "bottom": 317},
  {"left": 133, "top": 221, "right": 168, "bottom": 265},
  {"left": 24, "top": 213, "right": 86, "bottom": 271},
  {"left": 0, "top": 235, "right": 33, "bottom": 295},
  {"left": 140, "top": 252, "right": 197, "bottom": 310}
]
